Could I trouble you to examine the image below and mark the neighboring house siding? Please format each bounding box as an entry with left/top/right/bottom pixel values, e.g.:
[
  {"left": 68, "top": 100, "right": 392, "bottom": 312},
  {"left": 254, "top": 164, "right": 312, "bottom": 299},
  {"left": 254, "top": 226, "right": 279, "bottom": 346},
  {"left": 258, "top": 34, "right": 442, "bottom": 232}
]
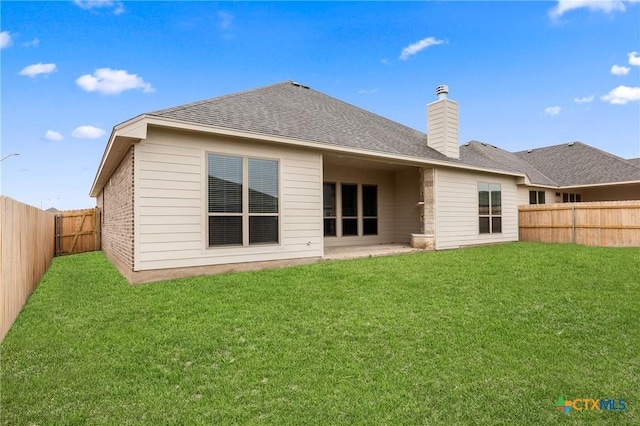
[
  {"left": 100, "top": 146, "right": 135, "bottom": 272},
  {"left": 517, "top": 187, "right": 554, "bottom": 206},
  {"left": 434, "top": 168, "right": 518, "bottom": 249},
  {"left": 134, "top": 127, "right": 323, "bottom": 271},
  {"left": 323, "top": 165, "right": 398, "bottom": 248},
  {"left": 581, "top": 184, "right": 640, "bottom": 202}
]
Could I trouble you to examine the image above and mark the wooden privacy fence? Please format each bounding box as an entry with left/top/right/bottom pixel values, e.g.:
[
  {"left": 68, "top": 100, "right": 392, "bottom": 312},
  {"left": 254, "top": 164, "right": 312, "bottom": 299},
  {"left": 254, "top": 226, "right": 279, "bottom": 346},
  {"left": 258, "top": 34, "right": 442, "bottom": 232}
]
[
  {"left": 55, "top": 208, "right": 101, "bottom": 256},
  {"left": 519, "top": 201, "right": 640, "bottom": 247},
  {"left": 1, "top": 196, "right": 55, "bottom": 342}
]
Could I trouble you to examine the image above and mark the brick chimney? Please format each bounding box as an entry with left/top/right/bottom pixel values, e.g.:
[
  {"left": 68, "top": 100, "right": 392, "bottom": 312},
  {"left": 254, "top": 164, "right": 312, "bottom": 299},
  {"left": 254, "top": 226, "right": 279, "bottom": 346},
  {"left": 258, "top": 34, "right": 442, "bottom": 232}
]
[{"left": 427, "top": 85, "right": 459, "bottom": 159}]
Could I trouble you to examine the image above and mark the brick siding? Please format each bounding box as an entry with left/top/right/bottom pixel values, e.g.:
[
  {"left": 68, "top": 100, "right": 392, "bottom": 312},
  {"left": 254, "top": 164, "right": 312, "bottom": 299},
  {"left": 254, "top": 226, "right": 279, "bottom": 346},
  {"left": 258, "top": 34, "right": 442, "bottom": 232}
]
[{"left": 98, "top": 146, "right": 134, "bottom": 271}]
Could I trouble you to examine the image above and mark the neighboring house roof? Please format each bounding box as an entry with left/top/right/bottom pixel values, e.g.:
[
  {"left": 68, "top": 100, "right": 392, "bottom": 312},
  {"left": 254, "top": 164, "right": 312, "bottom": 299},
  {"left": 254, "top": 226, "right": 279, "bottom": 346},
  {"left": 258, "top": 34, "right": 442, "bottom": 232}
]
[
  {"left": 460, "top": 141, "right": 557, "bottom": 186},
  {"left": 461, "top": 141, "right": 640, "bottom": 187},
  {"left": 148, "top": 81, "right": 454, "bottom": 163},
  {"left": 514, "top": 142, "right": 640, "bottom": 186},
  {"left": 628, "top": 158, "right": 640, "bottom": 167}
]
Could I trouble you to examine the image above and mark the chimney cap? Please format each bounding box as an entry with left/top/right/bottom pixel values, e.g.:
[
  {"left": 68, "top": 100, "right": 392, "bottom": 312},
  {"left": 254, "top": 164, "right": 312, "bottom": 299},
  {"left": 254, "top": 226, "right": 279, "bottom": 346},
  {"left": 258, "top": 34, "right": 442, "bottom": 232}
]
[{"left": 435, "top": 84, "right": 449, "bottom": 99}]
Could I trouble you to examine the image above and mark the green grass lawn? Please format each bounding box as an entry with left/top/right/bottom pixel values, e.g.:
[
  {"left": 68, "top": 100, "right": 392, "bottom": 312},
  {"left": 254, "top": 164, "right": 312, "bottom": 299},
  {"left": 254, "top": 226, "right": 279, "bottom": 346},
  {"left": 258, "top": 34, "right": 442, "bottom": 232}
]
[{"left": 1, "top": 242, "right": 638, "bottom": 425}]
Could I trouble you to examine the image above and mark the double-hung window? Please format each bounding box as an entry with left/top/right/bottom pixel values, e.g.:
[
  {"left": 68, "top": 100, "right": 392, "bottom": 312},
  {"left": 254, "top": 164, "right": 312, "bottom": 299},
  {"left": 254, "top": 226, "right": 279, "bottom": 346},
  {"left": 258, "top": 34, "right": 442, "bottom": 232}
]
[
  {"left": 478, "top": 182, "right": 502, "bottom": 234},
  {"left": 208, "top": 154, "right": 279, "bottom": 247}
]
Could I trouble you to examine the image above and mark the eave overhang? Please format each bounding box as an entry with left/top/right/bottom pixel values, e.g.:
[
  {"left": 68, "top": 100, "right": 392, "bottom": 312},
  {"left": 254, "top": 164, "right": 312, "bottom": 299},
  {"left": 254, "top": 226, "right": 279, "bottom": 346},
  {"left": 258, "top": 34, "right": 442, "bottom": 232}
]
[{"left": 89, "top": 114, "right": 527, "bottom": 197}]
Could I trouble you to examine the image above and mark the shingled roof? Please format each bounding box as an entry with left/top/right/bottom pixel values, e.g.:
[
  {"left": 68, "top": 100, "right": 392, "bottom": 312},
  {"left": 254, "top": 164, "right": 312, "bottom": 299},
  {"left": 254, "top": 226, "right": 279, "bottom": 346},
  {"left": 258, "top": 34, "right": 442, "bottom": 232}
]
[
  {"left": 147, "top": 81, "right": 637, "bottom": 188},
  {"left": 149, "top": 81, "right": 453, "bottom": 163},
  {"left": 459, "top": 141, "right": 556, "bottom": 186},
  {"left": 514, "top": 142, "right": 640, "bottom": 186},
  {"left": 628, "top": 158, "right": 640, "bottom": 167}
]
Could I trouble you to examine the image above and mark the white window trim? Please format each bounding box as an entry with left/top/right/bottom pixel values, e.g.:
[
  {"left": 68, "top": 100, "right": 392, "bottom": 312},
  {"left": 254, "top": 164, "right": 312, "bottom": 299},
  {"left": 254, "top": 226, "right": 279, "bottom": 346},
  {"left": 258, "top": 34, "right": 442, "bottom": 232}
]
[
  {"left": 205, "top": 152, "right": 282, "bottom": 249},
  {"left": 478, "top": 181, "right": 502, "bottom": 235}
]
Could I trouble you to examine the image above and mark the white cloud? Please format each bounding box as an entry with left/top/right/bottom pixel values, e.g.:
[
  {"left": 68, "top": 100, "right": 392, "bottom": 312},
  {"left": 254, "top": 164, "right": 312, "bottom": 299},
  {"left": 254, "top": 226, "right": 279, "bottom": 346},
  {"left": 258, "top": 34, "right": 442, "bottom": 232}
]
[
  {"left": 72, "top": 125, "right": 106, "bottom": 139},
  {"left": 217, "top": 11, "right": 233, "bottom": 30},
  {"left": 544, "top": 106, "right": 561, "bottom": 116},
  {"left": 19, "top": 63, "right": 57, "bottom": 77},
  {"left": 629, "top": 51, "right": 640, "bottom": 66},
  {"left": 601, "top": 85, "right": 640, "bottom": 104},
  {"left": 358, "top": 89, "right": 378, "bottom": 95},
  {"left": 44, "top": 130, "right": 64, "bottom": 141},
  {"left": 76, "top": 68, "right": 155, "bottom": 95},
  {"left": 574, "top": 95, "right": 594, "bottom": 103},
  {"left": 23, "top": 38, "right": 40, "bottom": 47},
  {"left": 0, "top": 31, "right": 13, "bottom": 49},
  {"left": 549, "top": 0, "right": 634, "bottom": 19},
  {"left": 74, "top": 0, "right": 124, "bottom": 15},
  {"left": 611, "top": 64, "right": 631, "bottom": 75},
  {"left": 399, "top": 37, "right": 445, "bottom": 60}
]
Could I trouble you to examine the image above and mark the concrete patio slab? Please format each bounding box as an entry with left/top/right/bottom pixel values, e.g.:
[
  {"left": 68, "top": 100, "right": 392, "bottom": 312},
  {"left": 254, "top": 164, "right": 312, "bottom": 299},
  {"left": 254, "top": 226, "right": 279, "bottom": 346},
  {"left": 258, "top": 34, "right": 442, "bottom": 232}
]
[{"left": 323, "top": 244, "right": 419, "bottom": 260}]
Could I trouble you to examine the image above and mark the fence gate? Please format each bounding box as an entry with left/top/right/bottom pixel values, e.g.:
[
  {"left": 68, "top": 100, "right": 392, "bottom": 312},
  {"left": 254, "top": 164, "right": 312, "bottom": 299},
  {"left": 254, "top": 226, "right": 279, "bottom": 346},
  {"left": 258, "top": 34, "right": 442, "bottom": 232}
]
[{"left": 55, "top": 208, "right": 101, "bottom": 256}]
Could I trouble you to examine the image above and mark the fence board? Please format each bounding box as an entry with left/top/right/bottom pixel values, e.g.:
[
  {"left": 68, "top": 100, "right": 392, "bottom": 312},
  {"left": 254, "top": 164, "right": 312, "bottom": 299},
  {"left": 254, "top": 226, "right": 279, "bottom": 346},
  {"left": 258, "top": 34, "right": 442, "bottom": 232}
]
[
  {"left": 0, "top": 196, "right": 55, "bottom": 342},
  {"left": 519, "top": 201, "right": 640, "bottom": 247}
]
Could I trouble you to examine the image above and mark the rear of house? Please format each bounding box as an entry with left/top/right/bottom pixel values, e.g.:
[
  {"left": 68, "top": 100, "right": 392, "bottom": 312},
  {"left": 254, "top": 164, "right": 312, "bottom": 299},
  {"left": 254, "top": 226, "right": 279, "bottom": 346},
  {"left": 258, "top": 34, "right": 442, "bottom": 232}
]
[{"left": 98, "top": 82, "right": 631, "bottom": 284}]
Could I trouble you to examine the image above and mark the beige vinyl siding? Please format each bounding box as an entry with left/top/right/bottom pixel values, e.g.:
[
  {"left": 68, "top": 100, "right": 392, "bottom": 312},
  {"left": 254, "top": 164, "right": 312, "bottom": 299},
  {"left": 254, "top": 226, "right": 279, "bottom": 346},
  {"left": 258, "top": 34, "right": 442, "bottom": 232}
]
[
  {"left": 393, "top": 168, "right": 421, "bottom": 243},
  {"left": 435, "top": 168, "right": 518, "bottom": 249},
  {"left": 323, "top": 165, "right": 396, "bottom": 247},
  {"left": 427, "top": 99, "right": 459, "bottom": 159},
  {"left": 134, "top": 127, "right": 322, "bottom": 271}
]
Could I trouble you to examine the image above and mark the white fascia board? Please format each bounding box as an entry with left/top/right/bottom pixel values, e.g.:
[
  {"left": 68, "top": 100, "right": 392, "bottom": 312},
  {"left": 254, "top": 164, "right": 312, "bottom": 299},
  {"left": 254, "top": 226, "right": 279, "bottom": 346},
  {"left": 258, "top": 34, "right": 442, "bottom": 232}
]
[
  {"left": 89, "top": 115, "right": 149, "bottom": 197},
  {"left": 559, "top": 180, "right": 640, "bottom": 190}
]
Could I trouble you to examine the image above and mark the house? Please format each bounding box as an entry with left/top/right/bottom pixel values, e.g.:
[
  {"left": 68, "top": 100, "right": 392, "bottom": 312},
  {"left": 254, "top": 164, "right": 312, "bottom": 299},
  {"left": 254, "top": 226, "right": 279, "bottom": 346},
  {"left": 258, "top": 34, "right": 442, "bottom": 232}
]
[{"left": 90, "top": 81, "right": 640, "bottom": 283}]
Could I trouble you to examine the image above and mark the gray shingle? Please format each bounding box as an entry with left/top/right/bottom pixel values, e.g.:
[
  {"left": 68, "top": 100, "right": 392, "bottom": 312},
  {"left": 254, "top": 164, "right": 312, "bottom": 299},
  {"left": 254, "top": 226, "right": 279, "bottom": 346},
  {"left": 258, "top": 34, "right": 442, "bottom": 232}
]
[
  {"left": 514, "top": 142, "right": 640, "bottom": 186},
  {"left": 460, "top": 141, "right": 557, "bottom": 186},
  {"left": 149, "top": 81, "right": 453, "bottom": 162},
  {"left": 146, "top": 81, "right": 639, "bottom": 188}
]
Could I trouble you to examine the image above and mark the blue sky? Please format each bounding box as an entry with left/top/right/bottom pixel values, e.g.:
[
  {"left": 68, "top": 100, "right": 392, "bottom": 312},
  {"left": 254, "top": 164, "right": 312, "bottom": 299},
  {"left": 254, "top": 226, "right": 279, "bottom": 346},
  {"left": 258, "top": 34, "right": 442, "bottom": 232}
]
[{"left": 1, "top": 0, "right": 639, "bottom": 210}]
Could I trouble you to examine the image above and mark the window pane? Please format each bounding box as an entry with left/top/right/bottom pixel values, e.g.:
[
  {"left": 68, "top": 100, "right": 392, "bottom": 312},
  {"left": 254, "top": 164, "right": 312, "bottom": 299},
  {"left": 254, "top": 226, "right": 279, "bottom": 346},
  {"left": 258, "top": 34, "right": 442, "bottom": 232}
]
[
  {"left": 492, "top": 217, "right": 502, "bottom": 234},
  {"left": 324, "top": 218, "right": 336, "bottom": 236},
  {"left": 208, "top": 155, "right": 242, "bottom": 213},
  {"left": 491, "top": 184, "right": 501, "bottom": 215},
  {"left": 363, "top": 218, "right": 378, "bottom": 235},
  {"left": 209, "top": 216, "right": 242, "bottom": 246},
  {"left": 478, "top": 184, "right": 490, "bottom": 216},
  {"left": 563, "top": 193, "right": 569, "bottom": 203},
  {"left": 249, "top": 159, "right": 278, "bottom": 214},
  {"left": 342, "top": 184, "right": 357, "bottom": 217},
  {"left": 479, "top": 217, "right": 490, "bottom": 234},
  {"left": 342, "top": 218, "right": 358, "bottom": 236},
  {"left": 538, "top": 191, "right": 545, "bottom": 204},
  {"left": 362, "top": 185, "right": 377, "bottom": 217},
  {"left": 323, "top": 183, "right": 336, "bottom": 217},
  {"left": 529, "top": 190, "right": 537, "bottom": 205},
  {"left": 249, "top": 216, "right": 278, "bottom": 244},
  {"left": 576, "top": 194, "right": 582, "bottom": 202}
]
